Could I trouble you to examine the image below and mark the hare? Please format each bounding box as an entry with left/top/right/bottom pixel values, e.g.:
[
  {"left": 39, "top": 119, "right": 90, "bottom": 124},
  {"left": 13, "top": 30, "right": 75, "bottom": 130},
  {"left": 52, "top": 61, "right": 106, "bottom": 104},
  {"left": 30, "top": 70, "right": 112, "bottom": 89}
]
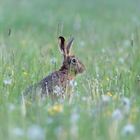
[{"left": 24, "top": 36, "right": 85, "bottom": 102}]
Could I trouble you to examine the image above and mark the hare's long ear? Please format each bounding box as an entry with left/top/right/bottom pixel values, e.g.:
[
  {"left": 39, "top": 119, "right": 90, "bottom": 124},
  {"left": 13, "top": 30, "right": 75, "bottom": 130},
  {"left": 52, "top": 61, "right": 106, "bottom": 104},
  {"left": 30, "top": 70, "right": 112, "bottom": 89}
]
[
  {"left": 66, "top": 37, "right": 74, "bottom": 55},
  {"left": 58, "top": 36, "right": 67, "bottom": 59}
]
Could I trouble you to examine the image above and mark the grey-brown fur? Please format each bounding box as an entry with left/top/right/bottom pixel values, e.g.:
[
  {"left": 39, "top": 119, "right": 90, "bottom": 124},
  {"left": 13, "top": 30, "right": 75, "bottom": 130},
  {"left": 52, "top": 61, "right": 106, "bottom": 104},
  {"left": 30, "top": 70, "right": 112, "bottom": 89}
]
[{"left": 24, "top": 36, "right": 85, "bottom": 101}]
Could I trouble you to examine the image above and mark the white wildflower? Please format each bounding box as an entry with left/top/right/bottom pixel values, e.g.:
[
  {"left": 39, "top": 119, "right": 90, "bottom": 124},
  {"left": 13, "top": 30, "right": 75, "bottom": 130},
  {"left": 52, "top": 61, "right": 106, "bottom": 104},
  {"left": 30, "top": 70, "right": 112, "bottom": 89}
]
[
  {"left": 21, "top": 93, "right": 26, "bottom": 116},
  {"left": 70, "top": 123, "right": 78, "bottom": 139},
  {"left": 123, "top": 40, "right": 130, "bottom": 47},
  {"left": 132, "top": 16, "right": 140, "bottom": 25},
  {"left": 27, "top": 125, "right": 45, "bottom": 140},
  {"left": 73, "top": 17, "right": 81, "bottom": 31},
  {"left": 46, "top": 117, "right": 53, "bottom": 124},
  {"left": 101, "top": 94, "right": 111, "bottom": 103},
  {"left": 121, "top": 97, "right": 131, "bottom": 113},
  {"left": 8, "top": 103, "right": 15, "bottom": 112},
  {"left": 45, "top": 82, "right": 49, "bottom": 96},
  {"left": 122, "top": 124, "right": 135, "bottom": 135},
  {"left": 81, "top": 96, "right": 87, "bottom": 101},
  {"left": 101, "top": 48, "right": 106, "bottom": 53},
  {"left": 12, "top": 127, "right": 24, "bottom": 137},
  {"left": 70, "top": 112, "right": 79, "bottom": 139},
  {"left": 3, "top": 78, "right": 12, "bottom": 85},
  {"left": 71, "top": 112, "right": 79, "bottom": 124},
  {"left": 79, "top": 41, "right": 85, "bottom": 48},
  {"left": 122, "top": 97, "right": 130, "bottom": 106},
  {"left": 53, "top": 85, "right": 64, "bottom": 96},
  {"left": 50, "top": 57, "right": 57, "bottom": 64},
  {"left": 69, "top": 80, "right": 77, "bottom": 87},
  {"left": 118, "top": 57, "right": 125, "bottom": 64},
  {"left": 112, "top": 109, "right": 123, "bottom": 121}
]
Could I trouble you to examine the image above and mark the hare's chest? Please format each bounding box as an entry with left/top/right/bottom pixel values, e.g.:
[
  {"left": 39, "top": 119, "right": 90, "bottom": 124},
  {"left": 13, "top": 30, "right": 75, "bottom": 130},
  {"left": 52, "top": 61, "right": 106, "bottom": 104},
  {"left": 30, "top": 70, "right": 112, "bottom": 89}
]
[
  {"left": 68, "top": 80, "right": 77, "bottom": 88},
  {"left": 41, "top": 72, "right": 77, "bottom": 100},
  {"left": 51, "top": 80, "right": 76, "bottom": 101}
]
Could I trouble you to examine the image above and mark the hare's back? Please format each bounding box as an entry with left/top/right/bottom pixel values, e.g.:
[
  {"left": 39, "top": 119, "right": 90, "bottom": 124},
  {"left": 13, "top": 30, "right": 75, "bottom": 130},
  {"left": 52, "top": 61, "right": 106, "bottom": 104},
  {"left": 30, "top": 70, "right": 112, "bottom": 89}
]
[
  {"left": 23, "top": 71, "right": 67, "bottom": 101},
  {"left": 39, "top": 71, "right": 67, "bottom": 94}
]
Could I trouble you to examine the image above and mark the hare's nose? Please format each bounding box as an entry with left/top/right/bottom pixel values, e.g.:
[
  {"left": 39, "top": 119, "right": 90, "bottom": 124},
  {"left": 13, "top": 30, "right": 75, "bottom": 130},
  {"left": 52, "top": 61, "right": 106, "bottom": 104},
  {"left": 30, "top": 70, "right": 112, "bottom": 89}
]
[{"left": 78, "top": 64, "right": 85, "bottom": 73}]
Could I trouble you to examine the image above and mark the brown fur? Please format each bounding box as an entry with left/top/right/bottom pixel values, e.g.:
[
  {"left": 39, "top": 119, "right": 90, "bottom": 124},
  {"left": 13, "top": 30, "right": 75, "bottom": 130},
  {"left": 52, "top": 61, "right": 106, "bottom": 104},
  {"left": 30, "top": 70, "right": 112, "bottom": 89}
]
[{"left": 24, "top": 36, "right": 85, "bottom": 102}]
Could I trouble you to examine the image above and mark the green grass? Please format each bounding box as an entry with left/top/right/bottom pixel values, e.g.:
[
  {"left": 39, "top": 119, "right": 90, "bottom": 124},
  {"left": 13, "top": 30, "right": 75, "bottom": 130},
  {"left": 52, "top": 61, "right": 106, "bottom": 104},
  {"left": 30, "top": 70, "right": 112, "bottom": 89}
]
[{"left": 1, "top": 0, "right": 140, "bottom": 139}]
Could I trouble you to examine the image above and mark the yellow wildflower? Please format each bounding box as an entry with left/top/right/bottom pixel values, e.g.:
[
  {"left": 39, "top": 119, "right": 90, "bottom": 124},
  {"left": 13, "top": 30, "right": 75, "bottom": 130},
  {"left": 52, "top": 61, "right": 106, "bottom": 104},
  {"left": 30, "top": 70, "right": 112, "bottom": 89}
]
[
  {"left": 53, "top": 104, "right": 63, "bottom": 112},
  {"left": 106, "top": 77, "right": 110, "bottom": 81},
  {"left": 48, "top": 104, "right": 63, "bottom": 115},
  {"left": 107, "top": 92, "right": 113, "bottom": 97},
  {"left": 23, "top": 71, "right": 28, "bottom": 77}
]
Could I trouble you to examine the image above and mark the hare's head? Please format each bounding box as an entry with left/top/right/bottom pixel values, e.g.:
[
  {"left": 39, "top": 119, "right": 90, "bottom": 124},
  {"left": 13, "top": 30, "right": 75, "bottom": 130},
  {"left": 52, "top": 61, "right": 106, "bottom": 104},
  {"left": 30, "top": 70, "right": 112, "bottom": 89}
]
[{"left": 58, "top": 36, "right": 85, "bottom": 76}]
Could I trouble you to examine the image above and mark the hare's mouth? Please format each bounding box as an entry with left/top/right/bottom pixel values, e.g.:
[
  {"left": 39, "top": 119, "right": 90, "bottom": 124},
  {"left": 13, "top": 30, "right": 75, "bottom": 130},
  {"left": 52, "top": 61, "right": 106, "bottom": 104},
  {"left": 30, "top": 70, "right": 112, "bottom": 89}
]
[{"left": 74, "top": 66, "right": 85, "bottom": 75}]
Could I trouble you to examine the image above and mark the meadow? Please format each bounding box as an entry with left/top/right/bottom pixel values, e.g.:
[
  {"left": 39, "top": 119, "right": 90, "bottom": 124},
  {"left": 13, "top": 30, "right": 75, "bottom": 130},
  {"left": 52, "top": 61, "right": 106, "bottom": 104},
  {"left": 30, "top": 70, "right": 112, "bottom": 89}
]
[{"left": 0, "top": 0, "right": 140, "bottom": 139}]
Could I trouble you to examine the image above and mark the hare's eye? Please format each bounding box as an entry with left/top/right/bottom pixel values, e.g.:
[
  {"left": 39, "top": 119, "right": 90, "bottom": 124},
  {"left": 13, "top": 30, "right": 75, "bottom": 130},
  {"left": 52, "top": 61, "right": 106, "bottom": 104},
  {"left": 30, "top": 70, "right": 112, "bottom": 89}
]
[{"left": 71, "top": 58, "right": 77, "bottom": 65}]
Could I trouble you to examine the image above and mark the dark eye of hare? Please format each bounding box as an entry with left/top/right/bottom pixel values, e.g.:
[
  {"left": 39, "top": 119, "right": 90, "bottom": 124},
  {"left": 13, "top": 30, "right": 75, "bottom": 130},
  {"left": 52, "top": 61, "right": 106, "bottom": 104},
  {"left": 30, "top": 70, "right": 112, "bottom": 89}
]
[{"left": 71, "top": 58, "right": 77, "bottom": 65}]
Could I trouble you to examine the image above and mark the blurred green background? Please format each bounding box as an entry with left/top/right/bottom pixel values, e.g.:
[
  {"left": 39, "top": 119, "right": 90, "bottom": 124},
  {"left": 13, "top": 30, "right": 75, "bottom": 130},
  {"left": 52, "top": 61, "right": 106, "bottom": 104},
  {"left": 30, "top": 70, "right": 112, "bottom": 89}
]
[{"left": 0, "top": 0, "right": 140, "bottom": 140}]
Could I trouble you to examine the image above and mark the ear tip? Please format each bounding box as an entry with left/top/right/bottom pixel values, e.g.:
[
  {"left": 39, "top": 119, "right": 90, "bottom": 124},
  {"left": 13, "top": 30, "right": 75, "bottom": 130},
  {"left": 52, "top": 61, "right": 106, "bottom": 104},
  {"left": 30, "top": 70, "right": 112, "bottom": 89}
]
[
  {"left": 58, "top": 36, "right": 65, "bottom": 41},
  {"left": 69, "top": 37, "right": 74, "bottom": 43}
]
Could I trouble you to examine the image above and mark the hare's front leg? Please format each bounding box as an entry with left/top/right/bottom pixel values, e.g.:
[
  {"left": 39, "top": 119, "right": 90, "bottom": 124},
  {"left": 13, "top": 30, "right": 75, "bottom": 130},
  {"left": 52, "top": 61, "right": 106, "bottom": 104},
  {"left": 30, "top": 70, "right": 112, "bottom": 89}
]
[{"left": 65, "top": 82, "right": 75, "bottom": 104}]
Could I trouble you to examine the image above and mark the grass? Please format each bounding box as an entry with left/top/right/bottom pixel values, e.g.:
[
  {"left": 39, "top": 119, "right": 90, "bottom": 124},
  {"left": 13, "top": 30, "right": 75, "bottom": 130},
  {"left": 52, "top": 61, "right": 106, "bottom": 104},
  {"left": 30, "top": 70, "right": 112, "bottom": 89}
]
[{"left": 0, "top": 0, "right": 140, "bottom": 139}]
